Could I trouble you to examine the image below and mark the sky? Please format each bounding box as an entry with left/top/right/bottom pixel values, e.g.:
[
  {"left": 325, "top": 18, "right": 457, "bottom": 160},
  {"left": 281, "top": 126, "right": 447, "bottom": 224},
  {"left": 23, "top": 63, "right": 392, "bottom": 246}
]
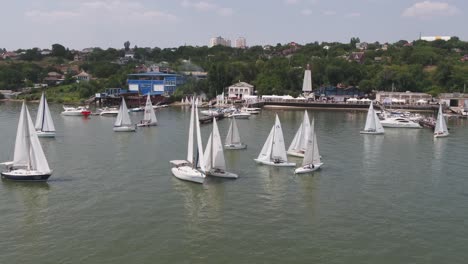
[{"left": 0, "top": 0, "right": 467, "bottom": 50}]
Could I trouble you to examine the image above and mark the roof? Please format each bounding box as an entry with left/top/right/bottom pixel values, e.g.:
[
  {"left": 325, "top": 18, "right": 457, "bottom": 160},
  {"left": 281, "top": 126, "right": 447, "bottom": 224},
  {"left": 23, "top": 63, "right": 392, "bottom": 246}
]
[
  {"left": 229, "top": 81, "right": 253, "bottom": 88},
  {"left": 128, "top": 72, "right": 181, "bottom": 77}
]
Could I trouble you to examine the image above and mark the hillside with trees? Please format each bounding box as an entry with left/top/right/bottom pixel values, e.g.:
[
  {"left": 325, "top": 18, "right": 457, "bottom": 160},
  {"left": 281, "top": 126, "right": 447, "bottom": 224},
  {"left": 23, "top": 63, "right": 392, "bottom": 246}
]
[{"left": 1, "top": 37, "right": 468, "bottom": 103}]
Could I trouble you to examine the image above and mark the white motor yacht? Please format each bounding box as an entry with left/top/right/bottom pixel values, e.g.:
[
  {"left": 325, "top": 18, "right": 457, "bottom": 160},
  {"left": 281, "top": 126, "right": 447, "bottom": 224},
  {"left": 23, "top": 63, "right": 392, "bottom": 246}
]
[
  {"left": 380, "top": 116, "right": 422, "bottom": 128},
  {"left": 99, "top": 107, "right": 120, "bottom": 116},
  {"left": 61, "top": 106, "right": 91, "bottom": 116}
]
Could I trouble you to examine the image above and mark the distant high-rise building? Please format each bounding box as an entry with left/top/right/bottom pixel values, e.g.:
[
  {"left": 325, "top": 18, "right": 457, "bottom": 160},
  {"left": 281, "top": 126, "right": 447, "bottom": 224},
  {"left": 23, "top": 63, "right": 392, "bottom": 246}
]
[
  {"left": 209, "top": 36, "right": 231, "bottom": 48},
  {"left": 235, "top": 37, "right": 247, "bottom": 49}
]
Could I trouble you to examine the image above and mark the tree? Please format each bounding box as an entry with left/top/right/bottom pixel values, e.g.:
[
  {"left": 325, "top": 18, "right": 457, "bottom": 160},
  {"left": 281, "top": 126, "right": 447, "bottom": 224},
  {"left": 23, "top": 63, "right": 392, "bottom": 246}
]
[
  {"left": 52, "top": 44, "right": 67, "bottom": 57},
  {"left": 124, "top": 41, "right": 130, "bottom": 51}
]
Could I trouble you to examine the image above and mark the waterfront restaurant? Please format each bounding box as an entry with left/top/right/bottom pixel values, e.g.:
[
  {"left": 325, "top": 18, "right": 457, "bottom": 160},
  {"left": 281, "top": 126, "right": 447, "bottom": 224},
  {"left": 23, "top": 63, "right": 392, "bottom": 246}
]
[
  {"left": 375, "top": 91, "right": 432, "bottom": 104},
  {"left": 127, "top": 72, "right": 185, "bottom": 96},
  {"left": 228, "top": 81, "right": 254, "bottom": 99}
]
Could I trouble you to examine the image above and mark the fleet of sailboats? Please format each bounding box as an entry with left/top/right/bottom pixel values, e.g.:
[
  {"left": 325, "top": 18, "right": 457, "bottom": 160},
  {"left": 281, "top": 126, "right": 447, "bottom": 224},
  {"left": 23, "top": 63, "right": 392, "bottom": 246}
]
[
  {"left": 35, "top": 92, "right": 56, "bottom": 137},
  {"left": 113, "top": 97, "right": 136, "bottom": 132},
  {"left": 1, "top": 101, "right": 52, "bottom": 181},
  {"left": 254, "top": 114, "right": 296, "bottom": 167},
  {"left": 287, "top": 110, "right": 310, "bottom": 157},
  {"left": 170, "top": 99, "right": 206, "bottom": 184},
  {"left": 137, "top": 94, "right": 158, "bottom": 127},
  {"left": 295, "top": 118, "right": 323, "bottom": 174},
  {"left": 434, "top": 104, "right": 449, "bottom": 138},
  {"left": 224, "top": 118, "right": 247, "bottom": 149},
  {"left": 360, "top": 101, "right": 384, "bottom": 135},
  {"left": 204, "top": 118, "right": 238, "bottom": 178}
]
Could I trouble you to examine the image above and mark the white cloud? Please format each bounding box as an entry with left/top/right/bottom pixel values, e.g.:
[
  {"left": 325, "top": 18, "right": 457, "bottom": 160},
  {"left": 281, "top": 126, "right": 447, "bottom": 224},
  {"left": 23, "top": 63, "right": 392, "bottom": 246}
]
[
  {"left": 402, "top": 1, "right": 460, "bottom": 19},
  {"left": 322, "top": 10, "right": 336, "bottom": 16},
  {"left": 25, "top": 1, "right": 177, "bottom": 23},
  {"left": 301, "top": 9, "right": 312, "bottom": 16},
  {"left": 181, "top": 1, "right": 234, "bottom": 16}
]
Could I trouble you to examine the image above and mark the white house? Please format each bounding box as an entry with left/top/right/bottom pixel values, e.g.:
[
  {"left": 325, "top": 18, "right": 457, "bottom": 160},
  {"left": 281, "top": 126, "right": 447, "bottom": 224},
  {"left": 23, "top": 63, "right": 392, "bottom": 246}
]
[{"left": 228, "top": 81, "right": 254, "bottom": 99}]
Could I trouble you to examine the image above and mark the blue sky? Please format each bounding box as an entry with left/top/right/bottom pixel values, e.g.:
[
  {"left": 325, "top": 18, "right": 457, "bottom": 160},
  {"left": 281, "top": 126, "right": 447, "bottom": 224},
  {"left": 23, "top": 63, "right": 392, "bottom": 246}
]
[{"left": 1, "top": 0, "right": 466, "bottom": 50}]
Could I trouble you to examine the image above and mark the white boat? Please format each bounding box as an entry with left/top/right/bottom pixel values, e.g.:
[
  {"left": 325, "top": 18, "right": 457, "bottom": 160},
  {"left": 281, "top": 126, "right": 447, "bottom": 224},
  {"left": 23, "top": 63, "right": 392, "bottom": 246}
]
[
  {"left": 61, "top": 106, "right": 91, "bottom": 116},
  {"left": 360, "top": 102, "right": 385, "bottom": 135},
  {"left": 254, "top": 114, "right": 296, "bottom": 167},
  {"left": 170, "top": 99, "right": 206, "bottom": 184},
  {"left": 113, "top": 98, "right": 136, "bottom": 132},
  {"left": 224, "top": 118, "right": 247, "bottom": 149},
  {"left": 434, "top": 104, "right": 449, "bottom": 138},
  {"left": 35, "top": 92, "right": 56, "bottom": 137},
  {"left": 295, "top": 119, "right": 323, "bottom": 174},
  {"left": 380, "top": 112, "right": 422, "bottom": 128},
  {"left": 227, "top": 111, "right": 251, "bottom": 119},
  {"left": 137, "top": 94, "right": 158, "bottom": 127},
  {"left": 1, "top": 101, "right": 52, "bottom": 181},
  {"left": 204, "top": 118, "right": 238, "bottom": 179},
  {"left": 241, "top": 107, "right": 261, "bottom": 114},
  {"left": 129, "top": 106, "right": 144, "bottom": 112},
  {"left": 201, "top": 108, "right": 222, "bottom": 117},
  {"left": 287, "top": 110, "right": 310, "bottom": 157},
  {"left": 99, "top": 107, "right": 120, "bottom": 116}
]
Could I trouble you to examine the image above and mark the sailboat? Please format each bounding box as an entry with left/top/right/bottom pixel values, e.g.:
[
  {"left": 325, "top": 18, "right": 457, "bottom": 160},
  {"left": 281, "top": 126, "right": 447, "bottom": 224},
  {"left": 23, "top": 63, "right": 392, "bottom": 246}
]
[
  {"left": 1, "top": 101, "right": 52, "bottom": 181},
  {"left": 137, "top": 94, "right": 158, "bottom": 127},
  {"left": 254, "top": 114, "right": 296, "bottom": 167},
  {"left": 113, "top": 97, "right": 136, "bottom": 132},
  {"left": 224, "top": 118, "right": 247, "bottom": 149},
  {"left": 360, "top": 101, "right": 384, "bottom": 135},
  {"left": 204, "top": 118, "right": 238, "bottom": 178},
  {"left": 170, "top": 99, "right": 206, "bottom": 183},
  {"left": 35, "top": 92, "right": 56, "bottom": 137},
  {"left": 287, "top": 110, "right": 310, "bottom": 157},
  {"left": 295, "top": 118, "right": 323, "bottom": 174},
  {"left": 434, "top": 103, "right": 449, "bottom": 138}
]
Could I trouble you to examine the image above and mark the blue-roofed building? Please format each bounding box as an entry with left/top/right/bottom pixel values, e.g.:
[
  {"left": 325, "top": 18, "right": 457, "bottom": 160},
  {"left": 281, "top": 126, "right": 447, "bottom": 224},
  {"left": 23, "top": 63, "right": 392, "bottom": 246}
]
[{"left": 127, "top": 72, "right": 185, "bottom": 96}]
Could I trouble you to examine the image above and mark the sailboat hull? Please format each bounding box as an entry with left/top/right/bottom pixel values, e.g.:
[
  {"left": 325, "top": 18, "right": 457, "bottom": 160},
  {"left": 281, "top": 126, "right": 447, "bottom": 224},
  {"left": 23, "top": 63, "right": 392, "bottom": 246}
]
[
  {"left": 171, "top": 166, "right": 205, "bottom": 184},
  {"left": 36, "top": 131, "right": 56, "bottom": 137},
  {"left": 224, "top": 143, "right": 247, "bottom": 150},
  {"left": 113, "top": 126, "right": 136, "bottom": 132},
  {"left": 207, "top": 170, "right": 238, "bottom": 179},
  {"left": 287, "top": 150, "right": 305, "bottom": 158},
  {"left": 360, "top": 130, "right": 384, "bottom": 135},
  {"left": 136, "top": 122, "right": 157, "bottom": 127},
  {"left": 254, "top": 159, "right": 296, "bottom": 167},
  {"left": 1, "top": 170, "right": 52, "bottom": 181},
  {"left": 434, "top": 132, "right": 449, "bottom": 138},
  {"left": 294, "top": 163, "right": 323, "bottom": 174}
]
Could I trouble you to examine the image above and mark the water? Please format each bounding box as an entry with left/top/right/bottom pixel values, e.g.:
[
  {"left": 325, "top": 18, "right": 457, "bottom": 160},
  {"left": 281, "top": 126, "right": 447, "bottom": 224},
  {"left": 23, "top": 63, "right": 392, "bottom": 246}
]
[{"left": 0, "top": 101, "right": 467, "bottom": 263}]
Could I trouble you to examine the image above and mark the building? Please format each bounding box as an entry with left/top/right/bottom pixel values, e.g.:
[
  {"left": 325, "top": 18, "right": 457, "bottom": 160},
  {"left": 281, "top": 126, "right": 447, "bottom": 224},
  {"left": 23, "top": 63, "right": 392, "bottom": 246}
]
[
  {"left": 43, "top": 72, "right": 65, "bottom": 86},
  {"left": 235, "top": 37, "right": 247, "bottom": 49},
  {"left": 209, "top": 36, "right": 231, "bottom": 48},
  {"left": 348, "top": 52, "right": 365, "bottom": 64},
  {"left": 420, "top": 36, "right": 451, "bottom": 42},
  {"left": 355, "top": 42, "right": 368, "bottom": 50},
  {"left": 375, "top": 91, "right": 432, "bottom": 104},
  {"left": 74, "top": 70, "right": 92, "bottom": 82},
  {"left": 127, "top": 72, "right": 185, "bottom": 96},
  {"left": 228, "top": 81, "right": 254, "bottom": 98},
  {"left": 438, "top": 93, "right": 468, "bottom": 108},
  {"left": 313, "top": 86, "right": 364, "bottom": 102}
]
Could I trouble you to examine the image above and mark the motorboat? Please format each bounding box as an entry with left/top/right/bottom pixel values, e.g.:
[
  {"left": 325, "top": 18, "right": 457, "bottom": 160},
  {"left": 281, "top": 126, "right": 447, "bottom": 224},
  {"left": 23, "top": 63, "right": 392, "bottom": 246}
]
[
  {"left": 227, "top": 111, "right": 251, "bottom": 119},
  {"left": 380, "top": 112, "right": 421, "bottom": 128},
  {"left": 99, "top": 107, "right": 119, "bottom": 116},
  {"left": 200, "top": 108, "right": 223, "bottom": 117},
  {"left": 241, "top": 107, "right": 261, "bottom": 114},
  {"left": 61, "top": 106, "right": 91, "bottom": 116}
]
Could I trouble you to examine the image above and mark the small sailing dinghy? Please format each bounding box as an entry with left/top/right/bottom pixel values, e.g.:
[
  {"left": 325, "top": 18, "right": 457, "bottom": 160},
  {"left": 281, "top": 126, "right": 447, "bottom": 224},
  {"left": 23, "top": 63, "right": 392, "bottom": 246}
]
[
  {"left": 137, "top": 94, "right": 158, "bottom": 127},
  {"left": 287, "top": 110, "right": 310, "bottom": 157},
  {"left": 113, "top": 97, "right": 136, "bottom": 132},
  {"left": 1, "top": 101, "right": 52, "bottom": 181},
  {"left": 224, "top": 118, "right": 247, "bottom": 149},
  {"left": 295, "top": 118, "right": 323, "bottom": 174},
  {"left": 254, "top": 114, "right": 296, "bottom": 167},
  {"left": 434, "top": 103, "right": 449, "bottom": 138},
  {"left": 204, "top": 118, "right": 238, "bottom": 178},
  {"left": 360, "top": 101, "right": 384, "bottom": 135},
  {"left": 170, "top": 99, "right": 206, "bottom": 183},
  {"left": 35, "top": 92, "right": 56, "bottom": 137}
]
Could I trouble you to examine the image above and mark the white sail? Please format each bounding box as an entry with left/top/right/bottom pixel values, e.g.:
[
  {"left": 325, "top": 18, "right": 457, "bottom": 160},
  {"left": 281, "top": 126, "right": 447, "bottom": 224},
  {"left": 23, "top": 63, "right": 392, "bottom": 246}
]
[
  {"left": 143, "top": 94, "right": 158, "bottom": 124},
  {"left": 288, "top": 111, "right": 310, "bottom": 152},
  {"left": 13, "top": 102, "right": 50, "bottom": 172},
  {"left": 257, "top": 125, "right": 275, "bottom": 162},
  {"left": 187, "top": 99, "right": 195, "bottom": 163},
  {"left": 35, "top": 92, "right": 55, "bottom": 132},
  {"left": 114, "top": 97, "right": 132, "bottom": 127},
  {"left": 211, "top": 118, "right": 226, "bottom": 170},
  {"left": 271, "top": 115, "right": 288, "bottom": 162},
  {"left": 288, "top": 123, "right": 302, "bottom": 152},
  {"left": 434, "top": 104, "right": 449, "bottom": 135},
  {"left": 302, "top": 119, "right": 321, "bottom": 166},
  {"left": 225, "top": 118, "right": 241, "bottom": 145},
  {"left": 204, "top": 133, "right": 213, "bottom": 172},
  {"left": 364, "top": 102, "right": 377, "bottom": 131},
  {"left": 302, "top": 65, "right": 312, "bottom": 92},
  {"left": 194, "top": 100, "right": 206, "bottom": 173}
]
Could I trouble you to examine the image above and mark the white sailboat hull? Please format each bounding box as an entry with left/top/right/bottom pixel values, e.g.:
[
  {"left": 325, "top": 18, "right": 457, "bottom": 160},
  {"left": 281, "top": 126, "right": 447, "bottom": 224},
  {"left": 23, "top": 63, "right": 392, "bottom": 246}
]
[
  {"left": 434, "top": 132, "right": 449, "bottom": 138},
  {"left": 136, "top": 122, "right": 157, "bottom": 127},
  {"left": 36, "top": 131, "right": 56, "bottom": 137},
  {"left": 1, "top": 169, "right": 52, "bottom": 181},
  {"left": 360, "top": 130, "right": 384, "bottom": 135},
  {"left": 171, "top": 166, "right": 205, "bottom": 183},
  {"left": 294, "top": 163, "right": 323, "bottom": 174},
  {"left": 254, "top": 159, "right": 296, "bottom": 167},
  {"left": 113, "top": 126, "right": 136, "bottom": 132},
  {"left": 224, "top": 143, "right": 247, "bottom": 150},
  {"left": 206, "top": 169, "right": 238, "bottom": 179},
  {"left": 287, "top": 150, "right": 305, "bottom": 158}
]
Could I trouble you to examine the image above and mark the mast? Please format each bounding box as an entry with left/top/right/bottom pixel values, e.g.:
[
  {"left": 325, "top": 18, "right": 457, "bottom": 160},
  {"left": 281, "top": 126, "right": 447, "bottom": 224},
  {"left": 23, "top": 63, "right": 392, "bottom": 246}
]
[{"left": 41, "top": 93, "right": 46, "bottom": 131}]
